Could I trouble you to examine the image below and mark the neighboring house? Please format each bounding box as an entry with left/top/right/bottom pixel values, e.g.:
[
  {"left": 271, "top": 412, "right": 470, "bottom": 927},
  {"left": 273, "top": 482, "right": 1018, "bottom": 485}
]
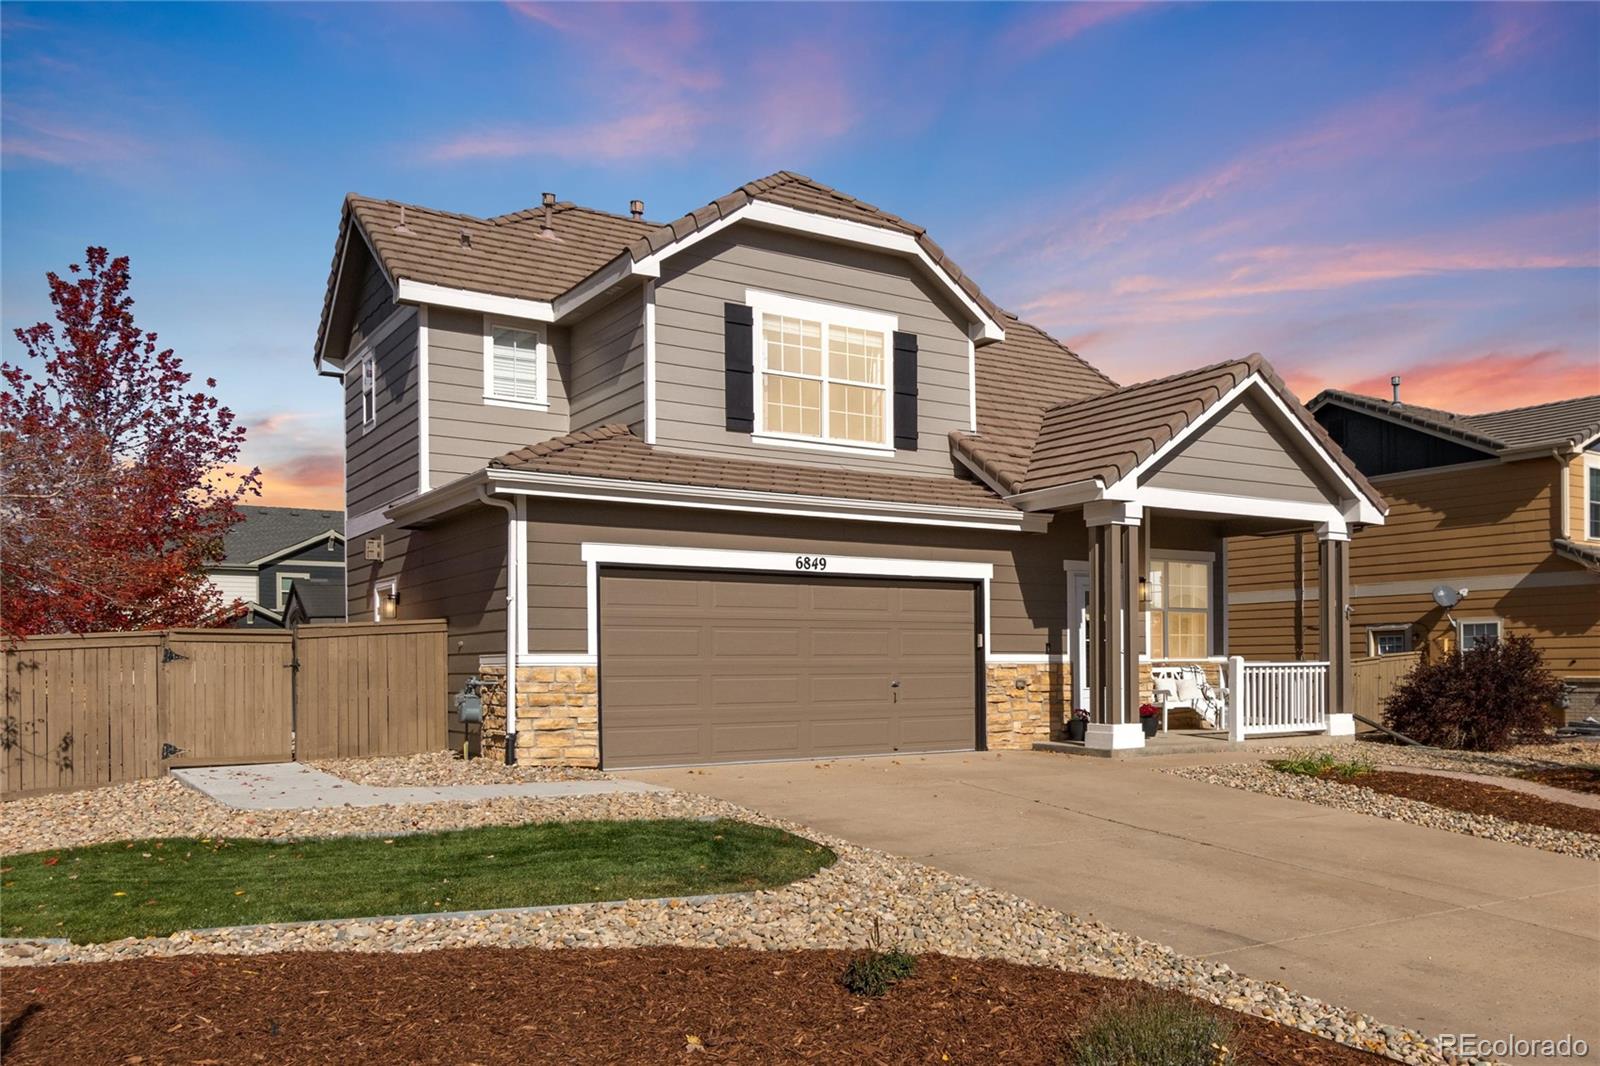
[
  {"left": 313, "top": 172, "right": 1385, "bottom": 767},
  {"left": 1227, "top": 389, "right": 1600, "bottom": 721},
  {"left": 208, "top": 505, "right": 347, "bottom": 627}
]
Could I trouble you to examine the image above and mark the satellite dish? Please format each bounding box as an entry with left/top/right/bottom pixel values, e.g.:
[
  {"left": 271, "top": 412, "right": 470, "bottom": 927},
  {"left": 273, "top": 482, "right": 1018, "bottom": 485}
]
[{"left": 1432, "top": 585, "right": 1463, "bottom": 608}]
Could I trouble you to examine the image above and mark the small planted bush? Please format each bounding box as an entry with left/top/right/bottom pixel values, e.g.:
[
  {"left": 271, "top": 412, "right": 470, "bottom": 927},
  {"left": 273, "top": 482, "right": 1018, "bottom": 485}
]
[
  {"left": 1382, "top": 635, "right": 1563, "bottom": 752},
  {"left": 841, "top": 915, "right": 917, "bottom": 997},
  {"left": 1271, "top": 751, "right": 1373, "bottom": 779},
  {"left": 1070, "top": 992, "right": 1233, "bottom": 1066}
]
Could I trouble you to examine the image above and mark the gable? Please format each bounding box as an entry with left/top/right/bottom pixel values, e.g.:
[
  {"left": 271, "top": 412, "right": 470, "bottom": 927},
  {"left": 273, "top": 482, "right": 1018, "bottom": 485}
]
[
  {"left": 1141, "top": 393, "right": 1342, "bottom": 505},
  {"left": 1315, "top": 404, "right": 1494, "bottom": 476},
  {"left": 316, "top": 219, "right": 393, "bottom": 370}
]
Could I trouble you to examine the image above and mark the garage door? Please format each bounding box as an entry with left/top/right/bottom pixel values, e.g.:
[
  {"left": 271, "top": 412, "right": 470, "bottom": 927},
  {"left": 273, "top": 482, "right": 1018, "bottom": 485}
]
[{"left": 598, "top": 568, "right": 978, "bottom": 769}]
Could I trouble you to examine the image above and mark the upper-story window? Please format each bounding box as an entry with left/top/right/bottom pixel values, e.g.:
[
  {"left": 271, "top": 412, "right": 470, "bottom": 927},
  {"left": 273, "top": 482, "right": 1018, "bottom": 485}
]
[
  {"left": 484, "top": 318, "right": 547, "bottom": 408},
  {"left": 359, "top": 352, "right": 377, "bottom": 431},
  {"left": 749, "top": 291, "right": 895, "bottom": 452},
  {"left": 1587, "top": 457, "right": 1599, "bottom": 539}
]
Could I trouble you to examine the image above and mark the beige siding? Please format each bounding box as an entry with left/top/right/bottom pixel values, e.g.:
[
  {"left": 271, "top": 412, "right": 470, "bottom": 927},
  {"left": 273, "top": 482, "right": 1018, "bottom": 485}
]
[
  {"left": 427, "top": 307, "right": 570, "bottom": 486},
  {"left": 1227, "top": 458, "right": 1600, "bottom": 677},
  {"left": 568, "top": 291, "right": 646, "bottom": 432},
  {"left": 652, "top": 224, "right": 972, "bottom": 477},
  {"left": 347, "top": 507, "right": 508, "bottom": 744},
  {"left": 1143, "top": 394, "right": 1339, "bottom": 504},
  {"left": 344, "top": 306, "right": 419, "bottom": 516}
]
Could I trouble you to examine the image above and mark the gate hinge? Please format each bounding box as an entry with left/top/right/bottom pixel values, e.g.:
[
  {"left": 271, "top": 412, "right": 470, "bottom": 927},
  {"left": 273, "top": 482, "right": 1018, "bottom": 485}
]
[{"left": 161, "top": 647, "right": 188, "bottom": 663}]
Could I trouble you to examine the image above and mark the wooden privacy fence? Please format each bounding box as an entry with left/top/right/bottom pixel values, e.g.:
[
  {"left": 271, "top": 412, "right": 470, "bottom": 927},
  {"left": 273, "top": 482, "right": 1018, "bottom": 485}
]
[
  {"left": 2, "top": 620, "right": 447, "bottom": 800},
  {"left": 1351, "top": 651, "right": 1422, "bottom": 719}
]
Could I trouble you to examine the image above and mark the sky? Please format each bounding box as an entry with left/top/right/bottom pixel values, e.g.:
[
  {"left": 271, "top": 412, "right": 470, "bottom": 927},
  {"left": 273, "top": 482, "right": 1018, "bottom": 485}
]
[{"left": 3, "top": 1, "right": 1597, "bottom": 509}]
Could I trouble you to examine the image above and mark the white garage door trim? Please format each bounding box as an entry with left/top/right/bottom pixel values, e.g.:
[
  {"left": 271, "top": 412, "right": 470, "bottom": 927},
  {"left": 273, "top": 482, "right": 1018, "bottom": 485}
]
[{"left": 571, "top": 543, "right": 995, "bottom": 666}]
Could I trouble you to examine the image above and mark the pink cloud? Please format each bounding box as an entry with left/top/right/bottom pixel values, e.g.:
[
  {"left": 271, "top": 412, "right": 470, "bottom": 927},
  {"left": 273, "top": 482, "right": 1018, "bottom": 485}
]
[
  {"left": 508, "top": 1, "right": 721, "bottom": 93},
  {"left": 426, "top": 102, "right": 704, "bottom": 163},
  {"left": 997, "top": 2, "right": 1153, "bottom": 59},
  {"left": 1287, "top": 349, "right": 1599, "bottom": 413},
  {"left": 2, "top": 104, "right": 152, "bottom": 167}
]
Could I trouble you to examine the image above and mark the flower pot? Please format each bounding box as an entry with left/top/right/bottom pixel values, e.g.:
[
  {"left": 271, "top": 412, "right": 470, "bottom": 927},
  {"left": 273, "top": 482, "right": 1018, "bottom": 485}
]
[
  {"left": 1066, "top": 719, "right": 1088, "bottom": 743},
  {"left": 1141, "top": 716, "right": 1159, "bottom": 738}
]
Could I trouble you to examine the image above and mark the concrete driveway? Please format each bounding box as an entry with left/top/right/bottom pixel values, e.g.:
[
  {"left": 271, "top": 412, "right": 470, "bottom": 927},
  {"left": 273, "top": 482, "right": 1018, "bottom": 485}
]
[{"left": 630, "top": 750, "right": 1599, "bottom": 1055}]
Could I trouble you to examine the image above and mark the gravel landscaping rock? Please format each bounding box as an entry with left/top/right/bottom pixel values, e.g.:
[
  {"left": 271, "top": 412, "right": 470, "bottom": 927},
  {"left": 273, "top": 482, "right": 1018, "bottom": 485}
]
[
  {"left": 1334, "top": 739, "right": 1600, "bottom": 776},
  {"left": 311, "top": 751, "right": 612, "bottom": 787},
  {"left": 1, "top": 776, "right": 1469, "bottom": 1063},
  {"left": 1169, "top": 761, "right": 1600, "bottom": 861}
]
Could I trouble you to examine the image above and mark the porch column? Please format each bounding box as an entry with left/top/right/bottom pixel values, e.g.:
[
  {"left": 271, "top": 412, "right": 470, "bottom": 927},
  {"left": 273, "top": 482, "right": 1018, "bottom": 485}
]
[
  {"left": 1084, "top": 501, "right": 1144, "bottom": 750},
  {"left": 1317, "top": 524, "right": 1356, "bottom": 736}
]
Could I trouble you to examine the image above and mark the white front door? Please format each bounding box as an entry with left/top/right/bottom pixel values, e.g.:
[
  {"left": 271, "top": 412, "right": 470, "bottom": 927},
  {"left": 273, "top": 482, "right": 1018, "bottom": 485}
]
[{"left": 1069, "top": 570, "right": 1091, "bottom": 711}]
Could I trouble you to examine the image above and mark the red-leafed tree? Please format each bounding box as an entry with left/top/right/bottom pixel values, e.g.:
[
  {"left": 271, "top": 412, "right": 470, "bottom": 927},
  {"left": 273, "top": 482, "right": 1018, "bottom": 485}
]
[{"left": 1, "top": 247, "right": 261, "bottom": 637}]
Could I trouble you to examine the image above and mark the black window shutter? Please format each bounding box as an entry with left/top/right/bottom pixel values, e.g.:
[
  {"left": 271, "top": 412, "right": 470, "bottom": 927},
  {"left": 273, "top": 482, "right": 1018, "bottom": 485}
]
[
  {"left": 893, "top": 331, "right": 918, "bottom": 450},
  {"left": 724, "top": 303, "right": 754, "bottom": 432}
]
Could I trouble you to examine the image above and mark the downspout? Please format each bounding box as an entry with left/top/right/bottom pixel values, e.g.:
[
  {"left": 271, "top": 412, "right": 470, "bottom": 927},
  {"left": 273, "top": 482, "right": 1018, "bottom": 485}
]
[{"left": 478, "top": 486, "right": 520, "bottom": 764}]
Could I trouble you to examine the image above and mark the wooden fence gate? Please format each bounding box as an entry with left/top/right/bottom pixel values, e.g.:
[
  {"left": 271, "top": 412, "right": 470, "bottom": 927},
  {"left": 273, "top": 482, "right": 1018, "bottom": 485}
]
[
  {"left": 2, "top": 620, "right": 447, "bottom": 800},
  {"left": 1351, "top": 650, "right": 1422, "bottom": 719}
]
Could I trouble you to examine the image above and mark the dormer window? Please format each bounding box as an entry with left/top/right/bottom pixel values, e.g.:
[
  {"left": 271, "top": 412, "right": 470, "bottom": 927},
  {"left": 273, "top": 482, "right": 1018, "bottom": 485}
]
[
  {"left": 484, "top": 318, "right": 547, "bottom": 408},
  {"left": 749, "top": 291, "right": 895, "bottom": 453}
]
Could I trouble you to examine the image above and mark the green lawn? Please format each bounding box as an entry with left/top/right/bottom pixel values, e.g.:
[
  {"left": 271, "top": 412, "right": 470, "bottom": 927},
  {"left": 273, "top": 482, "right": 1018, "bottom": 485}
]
[{"left": 0, "top": 819, "right": 834, "bottom": 944}]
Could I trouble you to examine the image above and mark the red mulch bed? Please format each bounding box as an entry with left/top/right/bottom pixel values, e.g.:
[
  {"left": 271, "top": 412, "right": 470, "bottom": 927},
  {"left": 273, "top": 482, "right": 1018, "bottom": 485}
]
[
  {"left": 1516, "top": 764, "right": 1600, "bottom": 796},
  {"left": 1, "top": 947, "right": 1386, "bottom": 1064},
  {"left": 1333, "top": 770, "right": 1600, "bottom": 834}
]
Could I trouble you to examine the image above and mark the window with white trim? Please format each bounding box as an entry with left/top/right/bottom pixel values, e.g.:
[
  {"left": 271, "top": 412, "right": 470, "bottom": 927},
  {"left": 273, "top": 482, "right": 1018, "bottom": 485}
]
[
  {"left": 751, "top": 292, "right": 893, "bottom": 449},
  {"left": 1367, "top": 626, "right": 1412, "bottom": 656},
  {"left": 372, "top": 578, "right": 398, "bottom": 623},
  {"left": 359, "top": 352, "right": 376, "bottom": 430},
  {"left": 484, "top": 319, "right": 546, "bottom": 406},
  {"left": 1458, "top": 618, "right": 1501, "bottom": 653},
  {"left": 1147, "top": 558, "right": 1210, "bottom": 659},
  {"left": 1587, "top": 457, "right": 1599, "bottom": 540},
  {"left": 276, "top": 571, "right": 310, "bottom": 610}
]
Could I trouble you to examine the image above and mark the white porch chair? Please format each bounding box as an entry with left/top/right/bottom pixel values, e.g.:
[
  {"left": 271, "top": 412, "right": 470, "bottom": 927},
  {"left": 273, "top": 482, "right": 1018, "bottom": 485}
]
[{"left": 1150, "top": 664, "right": 1227, "bottom": 731}]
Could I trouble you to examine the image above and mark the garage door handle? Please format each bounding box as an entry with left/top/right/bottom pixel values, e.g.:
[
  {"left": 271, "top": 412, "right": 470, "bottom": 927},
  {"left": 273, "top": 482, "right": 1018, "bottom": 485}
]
[{"left": 890, "top": 680, "right": 900, "bottom": 688}]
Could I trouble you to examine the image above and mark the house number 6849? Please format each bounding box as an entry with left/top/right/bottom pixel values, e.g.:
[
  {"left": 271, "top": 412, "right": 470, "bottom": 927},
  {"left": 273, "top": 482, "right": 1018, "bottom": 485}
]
[{"left": 795, "top": 555, "right": 828, "bottom": 571}]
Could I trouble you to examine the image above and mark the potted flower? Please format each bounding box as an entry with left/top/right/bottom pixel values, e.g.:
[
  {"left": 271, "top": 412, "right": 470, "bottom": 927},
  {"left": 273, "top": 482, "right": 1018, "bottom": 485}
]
[
  {"left": 1138, "top": 703, "right": 1161, "bottom": 738},
  {"left": 1066, "top": 708, "right": 1090, "bottom": 742}
]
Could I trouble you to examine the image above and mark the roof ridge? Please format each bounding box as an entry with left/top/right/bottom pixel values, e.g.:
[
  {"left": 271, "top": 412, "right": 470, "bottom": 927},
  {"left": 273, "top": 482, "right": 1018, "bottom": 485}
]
[
  {"left": 491, "top": 424, "right": 637, "bottom": 466},
  {"left": 1039, "top": 353, "right": 1260, "bottom": 420}
]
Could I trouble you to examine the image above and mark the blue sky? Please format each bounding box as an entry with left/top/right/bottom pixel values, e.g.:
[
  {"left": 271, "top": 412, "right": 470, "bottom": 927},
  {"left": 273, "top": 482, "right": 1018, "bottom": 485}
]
[{"left": 4, "top": 1, "right": 1597, "bottom": 506}]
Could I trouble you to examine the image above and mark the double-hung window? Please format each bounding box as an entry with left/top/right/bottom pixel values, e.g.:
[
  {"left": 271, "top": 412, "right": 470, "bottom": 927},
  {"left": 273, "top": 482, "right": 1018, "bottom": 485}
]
[
  {"left": 358, "top": 352, "right": 377, "bottom": 431},
  {"left": 751, "top": 292, "right": 894, "bottom": 450},
  {"left": 1147, "top": 558, "right": 1211, "bottom": 659},
  {"left": 1458, "top": 618, "right": 1501, "bottom": 653},
  {"left": 484, "top": 319, "right": 546, "bottom": 407},
  {"left": 1587, "top": 458, "right": 1599, "bottom": 540}
]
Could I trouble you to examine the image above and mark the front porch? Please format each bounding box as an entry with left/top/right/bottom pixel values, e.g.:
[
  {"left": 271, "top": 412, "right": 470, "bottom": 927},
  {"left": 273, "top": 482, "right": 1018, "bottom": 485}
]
[{"left": 1033, "top": 725, "right": 1351, "bottom": 759}]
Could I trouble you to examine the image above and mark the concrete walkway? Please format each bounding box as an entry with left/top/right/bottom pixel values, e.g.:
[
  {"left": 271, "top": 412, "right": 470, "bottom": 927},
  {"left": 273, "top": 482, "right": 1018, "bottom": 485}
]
[
  {"left": 629, "top": 750, "right": 1599, "bottom": 1060},
  {"left": 172, "top": 762, "right": 664, "bottom": 811}
]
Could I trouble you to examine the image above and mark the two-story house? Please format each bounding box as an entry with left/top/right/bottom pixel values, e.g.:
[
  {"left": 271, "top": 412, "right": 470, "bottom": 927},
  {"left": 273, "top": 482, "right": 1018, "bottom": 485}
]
[
  {"left": 313, "top": 172, "right": 1386, "bottom": 768},
  {"left": 1227, "top": 388, "right": 1600, "bottom": 722},
  {"left": 209, "top": 505, "right": 347, "bottom": 628}
]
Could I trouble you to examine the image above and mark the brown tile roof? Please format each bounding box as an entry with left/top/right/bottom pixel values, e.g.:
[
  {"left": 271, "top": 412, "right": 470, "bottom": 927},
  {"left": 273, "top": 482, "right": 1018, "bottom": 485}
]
[
  {"left": 952, "top": 315, "right": 1119, "bottom": 492},
  {"left": 1018, "top": 354, "right": 1386, "bottom": 513},
  {"left": 1311, "top": 390, "right": 1600, "bottom": 454},
  {"left": 616, "top": 171, "right": 1006, "bottom": 328},
  {"left": 490, "top": 425, "right": 1016, "bottom": 513}
]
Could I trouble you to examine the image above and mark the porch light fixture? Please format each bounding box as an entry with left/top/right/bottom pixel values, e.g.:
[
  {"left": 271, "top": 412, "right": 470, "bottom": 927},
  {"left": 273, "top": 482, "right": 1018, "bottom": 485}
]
[
  {"left": 1138, "top": 576, "right": 1149, "bottom": 611},
  {"left": 382, "top": 585, "right": 399, "bottom": 619}
]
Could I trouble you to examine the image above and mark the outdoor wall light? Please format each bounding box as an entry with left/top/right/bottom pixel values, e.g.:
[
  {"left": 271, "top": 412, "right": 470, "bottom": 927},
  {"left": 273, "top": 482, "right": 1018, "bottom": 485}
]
[
  {"left": 1138, "top": 576, "right": 1149, "bottom": 611},
  {"left": 381, "top": 586, "right": 399, "bottom": 619}
]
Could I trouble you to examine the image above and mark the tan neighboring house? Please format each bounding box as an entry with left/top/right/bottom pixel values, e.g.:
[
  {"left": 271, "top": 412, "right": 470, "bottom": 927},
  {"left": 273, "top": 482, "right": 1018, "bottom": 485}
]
[
  {"left": 1227, "top": 389, "right": 1600, "bottom": 722},
  {"left": 313, "top": 172, "right": 1386, "bottom": 768}
]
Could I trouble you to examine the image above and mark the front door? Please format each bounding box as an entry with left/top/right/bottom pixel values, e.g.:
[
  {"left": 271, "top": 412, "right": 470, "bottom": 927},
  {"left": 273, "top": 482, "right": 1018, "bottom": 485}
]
[{"left": 1069, "top": 570, "right": 1091, "bottom": 711}]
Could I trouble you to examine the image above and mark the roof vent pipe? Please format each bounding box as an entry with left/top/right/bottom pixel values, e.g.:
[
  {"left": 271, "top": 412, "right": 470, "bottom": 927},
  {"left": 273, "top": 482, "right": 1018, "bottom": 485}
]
[
  {"left": 541, "top": 191, "right": 556, "bottom": 233},
  {"left": 629, "top": 199, "right": 644, "bottom": 220},
  {"left": 1390, "top": 376, "right": 1401, "bottom": 406}
]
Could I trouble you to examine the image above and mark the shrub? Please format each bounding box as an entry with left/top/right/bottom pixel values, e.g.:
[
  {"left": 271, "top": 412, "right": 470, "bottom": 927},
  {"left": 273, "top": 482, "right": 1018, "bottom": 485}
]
[
  {"left": 1382, "top": 634, "right": 1563, "bottom": 751},
  {"left": 840, "top": 949, "right": 917, "bottom": 997},
  {"left": 1070, "top": 992, "right": 1233, "bottom": 1066},
  {"left": 1271, "top": 751, "right": 1373, "bottom": 779}
]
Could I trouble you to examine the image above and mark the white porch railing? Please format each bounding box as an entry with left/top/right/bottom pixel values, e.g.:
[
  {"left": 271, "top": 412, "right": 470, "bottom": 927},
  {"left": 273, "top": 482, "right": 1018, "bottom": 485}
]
[{"left": 1225, "top": 657, "right": 1330, "bottom": 740}]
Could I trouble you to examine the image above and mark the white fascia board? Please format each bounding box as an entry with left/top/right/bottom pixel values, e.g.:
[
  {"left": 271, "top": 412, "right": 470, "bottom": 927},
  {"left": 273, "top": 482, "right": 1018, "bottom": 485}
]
[
  {"left": 1132, "top": 486, "right": 1348, "bottom": 532},
  {"left": 380, "top": 474, "right": 486, "bottom": 529},
  {"left": 315, "top": 216, "right": 393, "bottom": 372},
  {"left": 551, "top": 254, "right": 657, "bottom": 321},
  {"left": 395, "top": 279, "right": 554, "bottom": 323},
  {"left": 417, "top": 306, "right": 431, "bottom": 494},
  {"left": 485, "top": 468, "right": 1027, "bottom": 531},
  {"left": 1005, "top": 478, "right": 1105, "bottom": 513},
  {"left": 1107, "top": 372, "right": 1386, "bottom": 526},
  {"left": 244, "top": 529, "right": 346, "bottom": 568},
  {"left": 556, "top": 200, "right": 1004, "bottom": 342}
]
